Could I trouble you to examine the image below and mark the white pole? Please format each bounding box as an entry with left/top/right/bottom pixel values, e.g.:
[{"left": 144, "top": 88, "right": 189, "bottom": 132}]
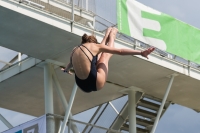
[
  {"left": 81, "top": 0, "right": 83, "bottom": 9},
  {"left": 86, "top": 0, "right": 88, "bottom": 11},
  {"left": 93, "top": 17, "right": 95, "bottom": 30},
  {"left": 44, "top": 63, "right": 55, "bottom": 133},
  {"left": 0, "top": 60, "right": 11, "bottom": 65},
  {"left": 128, "top": 90, "right": 136, "bottom": 133},
  {"left": 151, "top": 74, "right": 176, "bottom": 133},
  {"left": 72, "top": 0, "right": 74, "bottom": 21},
  {"left": 18, "top": 52, "right": 21, "bottom": 66},
  {"left": 71, "top": 0, "right": 74, "bottom": 33},
  {"left": 0, "top": 114, "right": 13, "bottom": 129},
  {"left": 55, "top": 118, "right": 61, "bottom": 133},
  {"left": 68, "top": 119, "right": 71, "bottom": 133},
  {"left": 109, "top": 102, "right": 119, "bottom": 114},
  {"left": 60, "top": 83, "right": 78, "bottom": 133},
  {"left": 87, "top": 22, "right": 94, "bottom": 29},
  {"left": 51, "top": 66, "right": 79, "bottom": 133},
  {"left": 119, "top": 87, "right": 144, "bottom": 133}
]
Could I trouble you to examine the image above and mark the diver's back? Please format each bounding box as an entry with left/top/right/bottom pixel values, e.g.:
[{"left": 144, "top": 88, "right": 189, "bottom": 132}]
[{"left": 72, "top": 43, "right": 96, "bottom": 79}]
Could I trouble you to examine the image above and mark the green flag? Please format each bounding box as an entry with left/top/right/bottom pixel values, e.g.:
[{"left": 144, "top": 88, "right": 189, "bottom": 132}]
[{"left": 118, "top": 0, "right": 200, "bottom": 64}]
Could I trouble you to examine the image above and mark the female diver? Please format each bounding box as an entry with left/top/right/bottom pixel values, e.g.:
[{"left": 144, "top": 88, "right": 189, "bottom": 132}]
[{"left": 62, "top": 27, "right": 155, "bottom": 93}]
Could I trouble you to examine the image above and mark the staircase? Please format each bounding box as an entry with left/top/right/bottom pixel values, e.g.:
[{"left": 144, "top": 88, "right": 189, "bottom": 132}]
[{"left": 118, "top": 95, "right": 171, "bottom": 133}]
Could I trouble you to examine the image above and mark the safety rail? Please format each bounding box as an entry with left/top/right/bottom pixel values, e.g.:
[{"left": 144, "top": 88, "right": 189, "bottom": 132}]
[
  {"left": 0, "top": 60, "right": 12, "bottom": 66},
  {"left": 0, "top": 52, "right": 24, "bottom": 71},
  {"left": 56, "top": 0, "right": 96, "bottom": 13},
  {"left": 47, "top": 113, "right": 123, "bottom": 133},
  {"left": 7, "top": 0, "right": 200, "bottom": 71},
  {"left": 0, "top": 57, "right": 42, "bottom": 83},
  {"left": 0, "top": 57, "right": 29, "bottom": 72}
]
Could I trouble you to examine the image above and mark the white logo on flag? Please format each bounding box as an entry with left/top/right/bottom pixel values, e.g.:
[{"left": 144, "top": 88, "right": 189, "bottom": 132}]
[{"left": 126, "top": 0, "right": 167, "bottom": 50}]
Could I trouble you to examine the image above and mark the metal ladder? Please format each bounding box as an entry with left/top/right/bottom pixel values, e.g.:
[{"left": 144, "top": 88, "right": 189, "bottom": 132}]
[{"left": 120, "top": 95, "right": 171, "bottom": 133}]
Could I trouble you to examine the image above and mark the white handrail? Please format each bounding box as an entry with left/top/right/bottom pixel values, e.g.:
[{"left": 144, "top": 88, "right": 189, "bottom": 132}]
[{"left": 0, "top": 60, "right": 12, "bottom": 65}]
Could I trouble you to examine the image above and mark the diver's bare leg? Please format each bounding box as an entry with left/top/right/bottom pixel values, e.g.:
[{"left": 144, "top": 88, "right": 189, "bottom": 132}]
[{"left": 96, "top": 28, "right": 118, "bottom": 90}]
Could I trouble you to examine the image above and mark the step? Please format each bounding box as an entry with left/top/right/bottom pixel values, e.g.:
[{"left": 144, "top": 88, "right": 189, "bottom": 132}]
[
  {"left": 137, "top": 118, "right": 154, "bottom": 127},
  {"left": 121, "top": 124, "right": 149, "bottom": 133},
  {"left": 136, "top": 108, "right": 157, "bottom": 119},
  {"left": 126, "top": 118, "right": 154, "bottom": 127},
  {"left": 138, "top": 99, "right": 161, "bottom": 111}
]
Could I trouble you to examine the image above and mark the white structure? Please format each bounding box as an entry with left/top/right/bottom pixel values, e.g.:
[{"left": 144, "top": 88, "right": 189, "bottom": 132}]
[{"left": 0, "top": 0, "right": 200, "bottom": 133}]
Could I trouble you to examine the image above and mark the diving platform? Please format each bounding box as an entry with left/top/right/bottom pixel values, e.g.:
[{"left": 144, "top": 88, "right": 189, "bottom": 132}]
[{"left": 0, "top": 0, "right": 200, "bottom": 133}]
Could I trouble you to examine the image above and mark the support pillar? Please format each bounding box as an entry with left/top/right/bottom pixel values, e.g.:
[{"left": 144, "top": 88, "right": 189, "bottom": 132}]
[
  {"left": 60, "top": 83, "right": 78, "bottom": 133},
  {"left": 86, "top": 0, "right": 88, "bottom": 11},
  {"left": 120, "top": 87, "right": 144, "bottom": 133},
  {"left": 128, "top": 90, "right": 136, "bottom": 133},
  {"left": 18, "top": 52, "right": 21, "bottom": 65},
  {"left": 44, "top": 63, "right": 55, "bottom": 133},
  {"left": 55, "top": 118, "right": 61, "bottom": 133},
  {"left": 71, "top": 0, "right": 74, "bottom": 33},
  {"left": 50, "top": 66, "right": 79, "bottom": 133},
  {"left": 151, "top": 73, "right": 177, "bottom": 133}
]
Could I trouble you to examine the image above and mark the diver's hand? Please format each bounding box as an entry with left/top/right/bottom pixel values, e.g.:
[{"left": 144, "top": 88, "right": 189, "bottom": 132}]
[
  {"left": 141, "top": 47, "right": 155, "bottom": 59},
  {"left": 61, "top": 67, "right": 73, "bottom": 75}
]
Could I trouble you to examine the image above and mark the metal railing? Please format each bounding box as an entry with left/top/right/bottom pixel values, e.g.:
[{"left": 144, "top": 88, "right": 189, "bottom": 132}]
[
  {"left": 0, "top": 57, "right": 31, "bottom": 72},
  {"left": 8, "top": 0, "right": 200, "bottom": 71},
  {"left": 47, "top": 113, "right": 123, "bottom": 133}
]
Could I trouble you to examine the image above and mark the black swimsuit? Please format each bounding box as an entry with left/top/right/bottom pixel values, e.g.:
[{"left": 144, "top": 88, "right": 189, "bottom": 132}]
[{"left": 72, "top": 44, "right": 98, "bottom": 93}]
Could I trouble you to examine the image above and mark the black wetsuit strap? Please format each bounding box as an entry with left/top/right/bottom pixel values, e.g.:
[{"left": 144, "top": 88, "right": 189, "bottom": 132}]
[
  {"left": 81, "top": 45, "right": 95, "bottom": 56},
  {"left": 79, "top": 46, "right": 92, "bottom": 62}
]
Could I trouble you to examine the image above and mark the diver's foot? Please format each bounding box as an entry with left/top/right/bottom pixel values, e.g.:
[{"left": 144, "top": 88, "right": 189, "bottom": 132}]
[
  {"left": 105, "top": 27, "right": 112, "bottom": 37},
  {"left": 108, "top": 27, "right": 118, "bottom": 41}
]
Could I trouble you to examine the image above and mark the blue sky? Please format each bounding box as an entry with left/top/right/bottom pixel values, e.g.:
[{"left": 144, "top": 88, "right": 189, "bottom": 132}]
[
  {"left": 138, "top": 0, "right": 200, "bottom": 29},
  {"left": 157, "top": 104, "right": 200, "bottom": 133},
  {"left": 1, "top": 0, "right": 200, "bottom": 132}
]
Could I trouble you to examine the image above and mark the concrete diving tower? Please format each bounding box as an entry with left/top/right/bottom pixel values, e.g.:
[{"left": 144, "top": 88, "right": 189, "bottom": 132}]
[{"left": 0, "top": 0, "right": 200, "bottom": 133}]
